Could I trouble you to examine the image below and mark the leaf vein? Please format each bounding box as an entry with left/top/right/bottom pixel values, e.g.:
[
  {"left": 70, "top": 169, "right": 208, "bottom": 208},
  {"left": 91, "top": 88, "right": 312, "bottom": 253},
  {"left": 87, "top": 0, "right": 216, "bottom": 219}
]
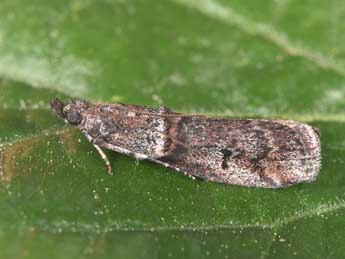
[{"left": 171, "top": 0, "right": 345, "bottom": 77}]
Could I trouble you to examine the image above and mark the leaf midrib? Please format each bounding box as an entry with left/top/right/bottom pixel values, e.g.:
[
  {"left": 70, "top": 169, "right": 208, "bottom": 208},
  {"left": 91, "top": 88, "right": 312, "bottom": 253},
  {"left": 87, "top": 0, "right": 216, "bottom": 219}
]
[{"left": 0, "top": 199, "right": 343, "bottom": 234}]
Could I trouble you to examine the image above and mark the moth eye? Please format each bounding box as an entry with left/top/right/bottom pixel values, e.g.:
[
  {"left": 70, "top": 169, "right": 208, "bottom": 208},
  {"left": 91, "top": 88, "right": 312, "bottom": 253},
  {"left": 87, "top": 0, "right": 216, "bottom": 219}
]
[{"left": 67, "top": 111, "right": 83, "bottom": 125}]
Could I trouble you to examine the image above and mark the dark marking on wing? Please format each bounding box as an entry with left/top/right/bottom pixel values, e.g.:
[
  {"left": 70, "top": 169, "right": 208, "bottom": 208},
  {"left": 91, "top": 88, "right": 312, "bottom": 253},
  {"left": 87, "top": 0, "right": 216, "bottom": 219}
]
[{"left": 220, "top": 148, "right": 243, "bottom": 169}]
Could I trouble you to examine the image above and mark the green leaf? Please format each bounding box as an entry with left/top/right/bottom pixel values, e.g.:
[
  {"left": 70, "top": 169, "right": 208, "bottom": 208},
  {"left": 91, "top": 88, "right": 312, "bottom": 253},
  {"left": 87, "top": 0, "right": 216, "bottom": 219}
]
[{"left": 1, "top": 0, "right": 345, "bottom": 258}]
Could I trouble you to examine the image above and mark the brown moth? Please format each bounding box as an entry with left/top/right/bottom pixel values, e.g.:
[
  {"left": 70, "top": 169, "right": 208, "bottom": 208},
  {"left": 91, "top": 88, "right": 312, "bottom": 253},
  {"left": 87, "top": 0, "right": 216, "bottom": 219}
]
[{"left": 51, "top": 98, "right": 321, "bottom": 188}]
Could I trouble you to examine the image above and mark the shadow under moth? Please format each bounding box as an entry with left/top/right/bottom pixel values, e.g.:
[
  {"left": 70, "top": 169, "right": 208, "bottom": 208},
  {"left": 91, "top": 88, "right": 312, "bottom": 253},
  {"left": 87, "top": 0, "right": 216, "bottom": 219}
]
[{"left": 51, "top": 99, "right": 321, "bottom": 188}]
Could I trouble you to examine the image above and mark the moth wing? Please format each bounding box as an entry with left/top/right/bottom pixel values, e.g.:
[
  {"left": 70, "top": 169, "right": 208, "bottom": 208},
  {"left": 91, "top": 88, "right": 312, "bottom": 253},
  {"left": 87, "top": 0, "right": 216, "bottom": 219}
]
[{"left": 152, "top": 117, "right": 321, "bottom": 188}]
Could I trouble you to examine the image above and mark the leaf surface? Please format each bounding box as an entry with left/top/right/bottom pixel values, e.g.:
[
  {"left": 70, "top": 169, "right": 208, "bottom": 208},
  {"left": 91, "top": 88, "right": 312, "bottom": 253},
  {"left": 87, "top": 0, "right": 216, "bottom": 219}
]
[{"left": 1, "top": 0, "right": 345, "bottom": 258}]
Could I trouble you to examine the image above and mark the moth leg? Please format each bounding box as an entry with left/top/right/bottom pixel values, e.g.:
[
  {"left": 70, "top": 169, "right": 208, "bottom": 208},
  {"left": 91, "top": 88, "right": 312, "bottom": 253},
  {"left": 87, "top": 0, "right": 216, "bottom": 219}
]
[
  {"left": 134, "top": 158, "right": 140, "bottom": 166},
  {"left": 93, "top": 144, "right": 113, "bottom": 176}
]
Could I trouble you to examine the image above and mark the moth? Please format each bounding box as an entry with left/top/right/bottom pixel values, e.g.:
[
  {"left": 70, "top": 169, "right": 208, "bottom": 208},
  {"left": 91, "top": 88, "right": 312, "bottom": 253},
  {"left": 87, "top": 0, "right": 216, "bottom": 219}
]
[{"left": 51, "top": 98, "right": 321, "bottom": 188}]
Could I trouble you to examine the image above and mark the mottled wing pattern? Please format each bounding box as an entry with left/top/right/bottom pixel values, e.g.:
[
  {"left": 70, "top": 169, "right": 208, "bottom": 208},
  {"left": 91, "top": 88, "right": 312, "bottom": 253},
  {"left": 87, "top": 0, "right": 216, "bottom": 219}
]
[{"left": 154, "top": 116, "right": 321, "bottom": 188}]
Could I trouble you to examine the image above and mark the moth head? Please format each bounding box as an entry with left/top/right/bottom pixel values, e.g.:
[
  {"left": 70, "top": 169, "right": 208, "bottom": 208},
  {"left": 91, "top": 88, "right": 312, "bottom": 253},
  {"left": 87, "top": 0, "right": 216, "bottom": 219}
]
[{"left": 51, "top": 98, "right": 90, "bottom": 126}]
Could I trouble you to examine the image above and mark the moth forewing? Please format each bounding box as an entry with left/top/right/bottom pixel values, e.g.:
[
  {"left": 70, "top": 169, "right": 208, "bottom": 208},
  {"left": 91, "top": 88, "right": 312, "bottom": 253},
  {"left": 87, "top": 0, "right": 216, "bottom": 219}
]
[{"left": 153, "top": 117, "right": 321, "bottom": 188}]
